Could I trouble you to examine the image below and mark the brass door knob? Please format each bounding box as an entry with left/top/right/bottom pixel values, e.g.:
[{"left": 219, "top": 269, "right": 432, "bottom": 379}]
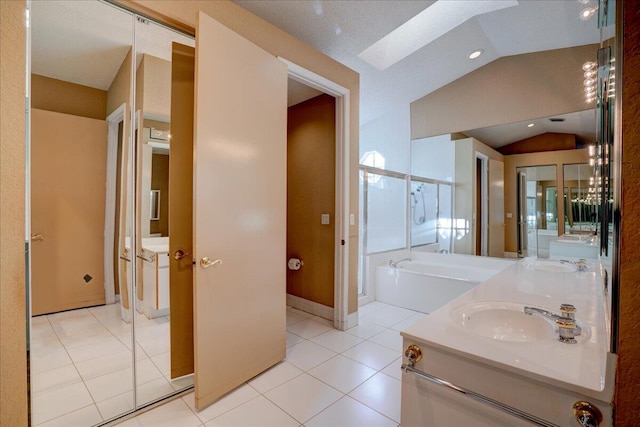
[
  {"left": 404, "top": 344, "right": 423, "bottom": 365},
  {"left": 200, "top": 257, "right": 222, "bottom": 269},
  {"left": 174, "top": 249, "right": 192, "bottom": 260},
  {"left": 31, "top": 233, "right": 44, "bottom": 242}
]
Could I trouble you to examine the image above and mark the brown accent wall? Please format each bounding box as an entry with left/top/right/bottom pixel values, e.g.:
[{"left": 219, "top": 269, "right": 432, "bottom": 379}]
[
  {"left": 0, "top": 1, "right": 28, "bottom": 425},
  {"left": 31, "top": 74, "right": 107, "bottom": 120},
  {"left": 287, "top": 94, "right": 336, "bottom": 308},
  {"left": 117, "top": 0, "right": 360, "bottom": 315},
  {"left": 411, "top": 44, "right": 599, "bottom": 139},
  {"left": 615, "top": 1, "right": 640, "bottom": 424},
  {"left": 498, "top": 132, "right": 577, "bottom": 156},
  {"left": 503, "top": 149, "right": 589, "bottom": 254},
  {"left": 150, "top": 153, "right": 169, "bottom": 236}
]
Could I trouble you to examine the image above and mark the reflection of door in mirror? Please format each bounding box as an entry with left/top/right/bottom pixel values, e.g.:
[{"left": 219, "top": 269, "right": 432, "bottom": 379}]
[
  {"left": 516, "top": 165, "right": 557, "bottom": 258},
  {"left": 133, "top": 16, "right": 196, "bottom": 406},
  {"left": 29, "top": 1, "right": 136, "bottom": 424}
]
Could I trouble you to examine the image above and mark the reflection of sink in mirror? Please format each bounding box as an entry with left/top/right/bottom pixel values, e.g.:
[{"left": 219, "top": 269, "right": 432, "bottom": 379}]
[
  {"left": 527, "top": 260, "right": 577, "bottom": 272},
  {"left": 451, "top": 301, "right": 555, "bottom": 342}
]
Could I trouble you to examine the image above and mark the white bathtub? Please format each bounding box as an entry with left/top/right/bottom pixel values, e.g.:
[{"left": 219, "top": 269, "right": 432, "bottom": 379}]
[{"left": 375, "top": 253, "right": 514, "bottom": 313}]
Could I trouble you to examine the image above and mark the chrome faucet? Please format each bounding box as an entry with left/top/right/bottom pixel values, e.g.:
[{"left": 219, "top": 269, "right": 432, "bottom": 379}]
[
  {"left": 389, "top": 258, "right": 411, "bottom": 268},
  {"left": 560, "top": 258, "right": 589, "bottom": 272},
  {"left": 524, "top": 304, "right": 581, "bottom": 343}
]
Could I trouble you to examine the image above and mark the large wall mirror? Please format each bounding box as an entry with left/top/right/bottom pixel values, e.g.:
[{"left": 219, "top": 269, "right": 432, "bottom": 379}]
[{"left": 28, "top": 1, "right": 194, "bottom": 425}]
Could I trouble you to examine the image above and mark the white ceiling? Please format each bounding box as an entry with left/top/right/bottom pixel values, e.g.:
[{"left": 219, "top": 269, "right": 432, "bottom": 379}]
[
  {"left": 31, "top": 0, "right": 607, "bottom": 145},
  {"left": 234, "top": 0, "right": 606, "bottom": 133}
]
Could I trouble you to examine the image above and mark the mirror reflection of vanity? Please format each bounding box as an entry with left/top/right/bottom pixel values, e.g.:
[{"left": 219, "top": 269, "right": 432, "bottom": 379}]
[{"left": 28, "top": 2, "right": 195, "bottom": 424}]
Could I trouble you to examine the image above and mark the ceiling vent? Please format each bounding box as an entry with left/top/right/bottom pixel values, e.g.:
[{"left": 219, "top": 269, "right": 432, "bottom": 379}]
[{"left": 549, "top": 117, "right": 566, "bottom": 122}]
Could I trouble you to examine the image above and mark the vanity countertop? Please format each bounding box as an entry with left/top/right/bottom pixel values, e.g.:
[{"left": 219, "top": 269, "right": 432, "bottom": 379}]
[{"left": 401, "top": 256, "right": 613, "bottom": 401}]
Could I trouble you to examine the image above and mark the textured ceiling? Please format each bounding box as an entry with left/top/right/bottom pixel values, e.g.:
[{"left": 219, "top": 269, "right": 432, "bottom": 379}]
[{"left": 234, "top": 0, "right": 605, "bottom": 127}]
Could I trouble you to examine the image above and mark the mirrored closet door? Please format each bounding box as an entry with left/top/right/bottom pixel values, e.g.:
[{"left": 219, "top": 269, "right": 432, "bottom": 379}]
[{"left": 28, "top": 1, "right": 194, "bottom": 425}]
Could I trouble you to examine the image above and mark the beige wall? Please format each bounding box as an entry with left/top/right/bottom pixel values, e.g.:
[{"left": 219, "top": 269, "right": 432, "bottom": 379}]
[
  {"left": 0, "top": 0, "right": 28, "bottom": 425},
  {"left": 118, "top": 0, "right": 360, "bottom": 315},
  {"left": 141, "top": 54, "right": 172, "bottom": 118},
  {"left": 287, "top": 94, "right": 336, "bottom": 308},
  {"left": 503, "top": 148, "right": 589, "bottom": 254},
  {"left": 411, "top": 44, "right": 599, "bottom": 139},
  {"left": 31, "top": 74, "right": 107, "bottom": 120},
  {"left": 1, "top": 1, "right": 636, "bottom": 424},
  {"left": 616, "top": 1, "right": 640, "bottom": 424}
]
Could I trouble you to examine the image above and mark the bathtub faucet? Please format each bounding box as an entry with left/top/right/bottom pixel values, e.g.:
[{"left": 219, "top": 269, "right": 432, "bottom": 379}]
[
  {"left": 560, "top": 258, "right": 588, "bottom": 272},
  {"left": 389, "top": 258, "right": 411, "bottom": 268}
]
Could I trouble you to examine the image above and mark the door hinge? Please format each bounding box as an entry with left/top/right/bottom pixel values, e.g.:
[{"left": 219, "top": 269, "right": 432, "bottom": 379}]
[{"left": 341, "top": 239, "right": 345, "bottom": 246}]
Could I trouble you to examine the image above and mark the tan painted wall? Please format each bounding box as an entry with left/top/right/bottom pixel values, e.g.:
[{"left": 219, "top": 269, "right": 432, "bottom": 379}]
[
  {"left": 615, "top": 1, "right": 640, "bottom": 424},
  {"left": 0, "top": 1, "right": 28, "bottom": 425},
  {"left": 31, "top": 74, "right": 107, "bottom": 120},
  {"left": 287, "top": 94, "right": 336, "bottom": 308},
  {"left": 150, "top": 153, "right": 169, "bottom": 236},
  {"left": 503, "top": 149, "right": 589, "bottom": 254},
  {"left": 107, "top": 48, "right": 133, "bottom": 118},
  {"left": 142, "top": 54, "right": 171, "bottom": 118},
  {"left": 118, "top": 0, "right": 360, "bottom": 315},
  {"left": 411, "top": 44, "right": 599, "bottom": 139}
]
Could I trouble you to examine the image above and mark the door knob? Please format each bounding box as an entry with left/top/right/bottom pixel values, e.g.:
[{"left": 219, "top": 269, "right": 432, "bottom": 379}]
[
  {"left": 200, "top": 257, "right": 222, "bottom": 269},
  {"left": 31, "top": 233, "right": 44, "bottom": 242},
  {"left": 174, "top": 249, "right": 192, "bottom": 261}
]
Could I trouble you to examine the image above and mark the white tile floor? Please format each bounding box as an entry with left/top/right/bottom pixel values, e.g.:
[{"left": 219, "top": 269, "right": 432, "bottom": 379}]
[
  {"left": 30, "top": 303, "right": 193, "bottom": 426},
  {"left": 120, "top": 302, "right": 427, "bottom": 427}
]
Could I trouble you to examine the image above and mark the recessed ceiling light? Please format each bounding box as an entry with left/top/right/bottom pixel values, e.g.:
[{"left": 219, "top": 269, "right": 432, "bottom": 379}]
[
  {"left": 468, "top": 49, "right": 484, "bottom": 60},
  {"left": 582, "top": 61, "right": 597, "bottom": 71},
  {"left": 580, "top": 6, "right": 598, "bottom": 21},
  {"left": 527, "top": 123, "right": 535, "bottom": 128},
  {"left": 357, "top": 1, "right": 518, "bottom": 70}
]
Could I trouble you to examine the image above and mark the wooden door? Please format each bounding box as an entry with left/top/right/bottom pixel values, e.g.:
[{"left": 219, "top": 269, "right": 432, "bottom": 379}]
[
  {"left": 31, "top": 109, "right": 107, "bottom": 315},
  {"left": 169, "top": 42, "right": 195, "bottom": 379},
  {"left": 193, "top": 12, "right": 287, "bottom": 409}
]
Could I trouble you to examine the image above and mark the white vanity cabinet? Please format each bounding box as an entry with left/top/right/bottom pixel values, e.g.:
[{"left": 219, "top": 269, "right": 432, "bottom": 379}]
[
  {"left": 140, "top": 242, "right": 170, "bottom": 319},
  {"left": 400, "top": 258, "right": 615, "bottom": 427}
]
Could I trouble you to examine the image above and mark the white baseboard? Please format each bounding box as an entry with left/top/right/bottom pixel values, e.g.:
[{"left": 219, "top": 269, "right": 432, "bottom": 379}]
[
  {"left": 504, "top": 252, "right": 519, "bottom": 259},
  {"left": 286, "top": 294, "right": 334, "bottom": 321}
]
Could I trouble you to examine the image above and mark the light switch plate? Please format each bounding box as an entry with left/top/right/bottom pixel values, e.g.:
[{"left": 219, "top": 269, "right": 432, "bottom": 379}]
[
  {"left": 506, "top": 212, "right": 513, "bottom": 218},
  {"left": 350, "top": 213, "right": 355, "bottom": 226},
  {"left": 321, "top": 214, "right": 330, "bottom": 225}
]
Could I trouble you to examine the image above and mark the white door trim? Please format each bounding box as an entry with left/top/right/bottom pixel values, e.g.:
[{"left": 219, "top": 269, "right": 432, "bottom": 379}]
[
  {"left": 104, "top": 103, "right": 126, "bottom": 304},
  {"left": 278, "top": 57, "right": 351, "bottom": 331},
  {"left": 475, "top": 152, "right": 489, "bottom": 257}
]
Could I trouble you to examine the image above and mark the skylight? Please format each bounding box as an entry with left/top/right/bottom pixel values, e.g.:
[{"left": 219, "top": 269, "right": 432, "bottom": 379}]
[{"left": 357, "top": 0, "right": 519, "bottom": 70}]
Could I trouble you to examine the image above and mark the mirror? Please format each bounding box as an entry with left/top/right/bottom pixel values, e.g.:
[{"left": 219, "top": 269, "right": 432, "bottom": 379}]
[
  {"left": 29, "top": 1, "right": 136, "bottom": 424},
  {"left": 150, "top": 190, "right": 161, "bottom": 221},
  {"left": 133, "top": 15, "right": 195, "bottom": 406},
  {"left": 515, "top": 165, "right": 557, "bottom": 258},
  {"left": 563, "top": 163, "right": 597, "bottom": 234},
  {"left": 28, "top": 1, "right": 196, "bottom": 423}
]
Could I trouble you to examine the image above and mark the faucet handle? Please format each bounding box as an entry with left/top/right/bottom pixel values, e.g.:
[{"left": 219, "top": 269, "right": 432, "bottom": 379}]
[
  {"left": 560, "top": 303, "right": 576, "bottom": 317},
  {"left": 556, "top": 319, "right": 577, "bottom": 344}
]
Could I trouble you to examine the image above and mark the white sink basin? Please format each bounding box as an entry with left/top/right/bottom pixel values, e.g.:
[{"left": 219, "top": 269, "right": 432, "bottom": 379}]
[
  {"left": 451, "top": 301, "right": 555, "bottom": 342},
  {"left": 528, "top": 260, "right": 577, "bottom": 272}
]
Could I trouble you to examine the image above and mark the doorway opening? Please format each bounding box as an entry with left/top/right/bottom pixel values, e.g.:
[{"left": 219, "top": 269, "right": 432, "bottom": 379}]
[
  {"left": 475, "top": 153, "right": 488, "bottom": 256},
  {"left": 281, "top": 58, "right": 352, "bottom": 330}
]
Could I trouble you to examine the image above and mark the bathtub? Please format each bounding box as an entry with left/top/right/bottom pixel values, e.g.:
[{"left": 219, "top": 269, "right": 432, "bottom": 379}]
[{"left": 375, "top": 253, "right": 514, "bottom": 314}]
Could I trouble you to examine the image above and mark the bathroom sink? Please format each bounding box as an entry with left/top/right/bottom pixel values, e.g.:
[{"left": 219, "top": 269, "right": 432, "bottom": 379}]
[
  {"left": 528, "top": 260, "right": 577, "bottom": 272},
  {"left": 451, "top": 301, "right": 555, "bottom": 342}
]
